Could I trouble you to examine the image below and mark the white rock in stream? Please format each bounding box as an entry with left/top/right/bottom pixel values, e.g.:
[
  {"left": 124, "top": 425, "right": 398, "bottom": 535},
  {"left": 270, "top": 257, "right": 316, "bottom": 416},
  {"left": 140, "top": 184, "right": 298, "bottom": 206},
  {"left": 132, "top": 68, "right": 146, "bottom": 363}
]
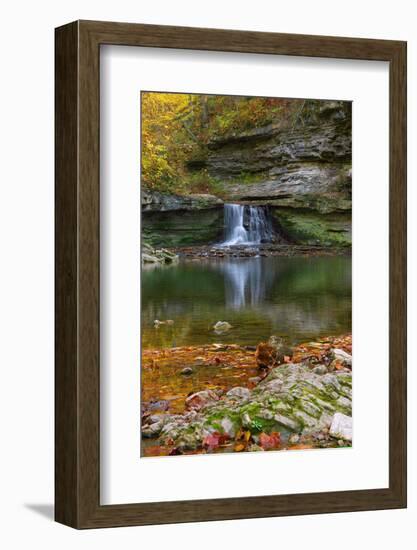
[
  {"left": 329, "top": 412, "right": 352, "bottom": 441},
  {"left": 213, "top": 321, "right": 232, "bottom": 333},
  {"left": 333, "top": 348, "right": 352, "bottom": 367}
]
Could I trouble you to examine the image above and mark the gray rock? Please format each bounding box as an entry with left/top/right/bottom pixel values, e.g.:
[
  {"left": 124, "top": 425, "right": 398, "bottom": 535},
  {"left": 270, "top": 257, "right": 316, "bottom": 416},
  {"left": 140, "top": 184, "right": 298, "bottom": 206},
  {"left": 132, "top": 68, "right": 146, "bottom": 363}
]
[
  {"left": 160, "top": 362, "right": 352, "bottom": 449},
  {"left": 315, "top": 398, "right": 336, "bottom": 412},
  {"left": 274, "top": 414, "right": 300, "bottom": 432},
  {"left": 142, "top": 190, "right": 223, "bottom": 212},
  {"left": 241, "top": 412, "right": 252, "bottom": 428},
  {"left": 313, "top": 365, "right": 328, "bottom": 375},
  {"left": 336, "top": 396, "right": 352, "bottom": 411},
  {"left": 293, "top": 410, "right": 318, "bottom": 430},
  {"left": 263, "top": 379, "right": 284, "bottom": 393},
  {"left": 329, "top": 349, "right": 352, "bottom": 369},
  {"left": 226, "top": 387, "right": 251, "bottom": 400},
  {"left": 146, "top": 414, "right": 164, "bottom": 425},
  {"left": 207, "top": 105, "right": 351, "bottom": 219},
  {"left": 213, "top": 321, "right": 232, "bottom": 333},
  {"left": 333, "top": 348, "right": 352, "bottom": 362},
  {"left": 142, "top": 244, "right": 179, "bottom": 265},
  {"left": 299, "top": 399, "right": 322, "bottom": 418},
  {"left": 180, "top": 367, "right": 193, "bottom": 376},
  {"left": 185, "top": 390, "right": 219, "bottom": 411},
  {"left": 220, "top": 417, "right": 236, "bottom": 437},
  {"left": 329, "top": 412, "right": 352, "bottom": 441},
  {"left": 142, "top": 253, "right": 162, "bottom": 264},
  {"left": 321, "top": 374, "right": 342, "bottom": 392},
  {"left": 142, "top": 420, "right": 163, "bottom": 438},
  {"left": 258, "top": 409, "right": 274, "bottom": 420}
]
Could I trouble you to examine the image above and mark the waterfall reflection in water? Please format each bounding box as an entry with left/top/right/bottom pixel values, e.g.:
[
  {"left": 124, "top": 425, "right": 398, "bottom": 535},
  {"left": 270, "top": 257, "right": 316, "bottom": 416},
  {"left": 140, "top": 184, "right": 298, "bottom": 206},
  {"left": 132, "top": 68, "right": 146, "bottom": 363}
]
[
  {"left": 142, "top": 255, "right": 351, "bottom": 349},
  {"left": 218, "top": 258, "right": 273, "bottom": 309}
]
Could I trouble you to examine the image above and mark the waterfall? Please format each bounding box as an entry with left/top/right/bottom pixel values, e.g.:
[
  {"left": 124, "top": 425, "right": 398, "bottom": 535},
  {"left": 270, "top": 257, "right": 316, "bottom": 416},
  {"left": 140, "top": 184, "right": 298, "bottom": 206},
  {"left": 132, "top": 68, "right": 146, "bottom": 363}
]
[
  {"left": 247, "top": 205, "right": 273, "bottom": 244},
  {"left": 221, "top": 204, "right": 273, "bottom": 246},
  {"left": 222, "top": 204, "right": 248, "bottom": 245}
]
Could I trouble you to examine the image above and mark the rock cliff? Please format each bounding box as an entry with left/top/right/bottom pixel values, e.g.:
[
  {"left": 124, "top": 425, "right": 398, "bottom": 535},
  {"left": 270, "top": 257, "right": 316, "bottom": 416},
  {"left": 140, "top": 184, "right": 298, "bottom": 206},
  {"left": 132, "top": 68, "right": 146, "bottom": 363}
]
[
  {"left": 142, "top": 190, "right": 224, "bottom": 247},
  {"left": 142, "top": 101, "right": 352, "bottom": 248},
  {"left": 205, "top": 100, "right": 352, "bottom": 247}
]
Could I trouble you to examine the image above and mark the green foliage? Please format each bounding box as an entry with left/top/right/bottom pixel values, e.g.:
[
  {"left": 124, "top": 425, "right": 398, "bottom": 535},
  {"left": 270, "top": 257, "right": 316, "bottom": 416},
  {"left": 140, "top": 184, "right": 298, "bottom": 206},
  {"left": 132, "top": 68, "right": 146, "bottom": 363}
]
[{"left": 141, "top": 92, "right": 315, "bottom": 196}]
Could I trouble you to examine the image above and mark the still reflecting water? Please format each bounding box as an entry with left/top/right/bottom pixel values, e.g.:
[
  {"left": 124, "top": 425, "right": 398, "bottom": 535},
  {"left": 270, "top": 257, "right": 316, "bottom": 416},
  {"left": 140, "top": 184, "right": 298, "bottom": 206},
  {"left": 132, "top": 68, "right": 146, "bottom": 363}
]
[{"left": 142, "top": 256, "right": 351, "bottom": 349}]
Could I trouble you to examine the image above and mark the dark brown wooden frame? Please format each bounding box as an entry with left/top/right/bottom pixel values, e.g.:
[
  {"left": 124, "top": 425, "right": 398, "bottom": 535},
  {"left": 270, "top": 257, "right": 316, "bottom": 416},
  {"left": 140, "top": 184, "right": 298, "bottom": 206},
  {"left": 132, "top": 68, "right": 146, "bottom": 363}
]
[{"left": 55, "top": 20, "right": 407, "bottom": 529}]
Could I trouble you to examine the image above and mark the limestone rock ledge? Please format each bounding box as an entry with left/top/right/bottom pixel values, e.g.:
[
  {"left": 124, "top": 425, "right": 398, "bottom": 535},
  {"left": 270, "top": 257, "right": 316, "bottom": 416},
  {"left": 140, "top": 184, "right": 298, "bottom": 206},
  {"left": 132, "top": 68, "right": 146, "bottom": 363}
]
[
  {"left": 142, "top": 190, "right": 224, "bottom": 248},
  {"left": 142, "top": 190, "right": 223, "bottom": 212}
]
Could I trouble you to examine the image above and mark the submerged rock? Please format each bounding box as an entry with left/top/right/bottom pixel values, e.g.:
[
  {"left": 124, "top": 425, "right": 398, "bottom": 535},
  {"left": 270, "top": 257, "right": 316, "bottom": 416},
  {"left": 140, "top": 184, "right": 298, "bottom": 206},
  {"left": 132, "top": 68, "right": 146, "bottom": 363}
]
[
  {"left": 213, "top": 321, "right": 232, "bottom": 333},
  {"left": 154, "top": 319, "right": 175, "bottom": 327},
  {"left": 180, "top": 367, "right": 193, "bottom": 376}
]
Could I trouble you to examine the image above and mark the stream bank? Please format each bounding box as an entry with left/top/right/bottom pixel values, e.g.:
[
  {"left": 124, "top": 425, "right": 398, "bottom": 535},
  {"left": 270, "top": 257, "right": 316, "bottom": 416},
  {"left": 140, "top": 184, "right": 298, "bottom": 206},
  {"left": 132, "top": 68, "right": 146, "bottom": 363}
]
[{"left": 141, "top": 335, "right": 352, "bottom": 456}]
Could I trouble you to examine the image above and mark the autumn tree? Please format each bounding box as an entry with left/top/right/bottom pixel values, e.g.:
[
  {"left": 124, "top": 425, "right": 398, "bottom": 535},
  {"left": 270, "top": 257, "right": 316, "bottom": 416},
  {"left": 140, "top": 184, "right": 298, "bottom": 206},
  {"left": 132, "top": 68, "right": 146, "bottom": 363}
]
[{"left": 141, "top": 92, "right": 310, "bottom": 195}]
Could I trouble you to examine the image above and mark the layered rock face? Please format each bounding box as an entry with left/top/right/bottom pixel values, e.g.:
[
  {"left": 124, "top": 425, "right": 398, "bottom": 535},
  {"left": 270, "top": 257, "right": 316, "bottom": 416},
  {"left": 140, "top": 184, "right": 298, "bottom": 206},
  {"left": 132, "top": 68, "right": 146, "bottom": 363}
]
[
  {"left": 142, "top": 102, "right": 352, "bottom": 248},
  {"left": 142, "top": 190, "right": 224, "bottom": 247},
  {"left": 142, "top": 190, "right": 223, "bottom": 212},
  {"left": 207, "top": 101, "right": 352, "bottom": 247}
]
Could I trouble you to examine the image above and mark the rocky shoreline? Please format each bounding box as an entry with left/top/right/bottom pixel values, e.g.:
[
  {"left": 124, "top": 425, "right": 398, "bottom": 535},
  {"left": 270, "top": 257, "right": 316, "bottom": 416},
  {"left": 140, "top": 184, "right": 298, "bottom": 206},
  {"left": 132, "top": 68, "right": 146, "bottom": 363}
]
[
  {"left": 142, "top": 242, "right": 179, "bottom": 265},
  {"left": 141, "top": 335, "right": 352, "bottom": 456},
  {"left": 172, "top": 243, "right": 351, "bottom": 259}
]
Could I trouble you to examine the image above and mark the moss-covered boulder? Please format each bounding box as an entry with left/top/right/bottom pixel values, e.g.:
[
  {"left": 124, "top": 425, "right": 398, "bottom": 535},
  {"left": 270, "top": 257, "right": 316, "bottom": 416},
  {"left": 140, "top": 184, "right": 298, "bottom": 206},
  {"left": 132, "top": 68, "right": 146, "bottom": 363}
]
[{"left": 146, "top": 362, "right": 352, "bottom": 450}]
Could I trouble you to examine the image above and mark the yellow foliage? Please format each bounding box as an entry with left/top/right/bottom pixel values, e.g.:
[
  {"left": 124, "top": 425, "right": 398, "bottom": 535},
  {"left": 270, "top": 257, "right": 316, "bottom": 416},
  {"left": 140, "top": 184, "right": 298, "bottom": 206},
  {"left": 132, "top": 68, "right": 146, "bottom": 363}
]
[
  {"left": 141, "top": 91, "right": 308, "bottom": 195},
  {"left": 141, "top": 92, "right": 191, "bottom": 192}
]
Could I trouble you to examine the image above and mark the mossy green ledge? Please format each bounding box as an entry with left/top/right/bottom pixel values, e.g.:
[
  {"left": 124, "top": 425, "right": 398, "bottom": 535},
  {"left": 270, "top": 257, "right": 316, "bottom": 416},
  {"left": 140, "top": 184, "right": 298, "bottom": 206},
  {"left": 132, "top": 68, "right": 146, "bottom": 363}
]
[{"left": 142, "top": 189, "right": 224, "bottom": 248}]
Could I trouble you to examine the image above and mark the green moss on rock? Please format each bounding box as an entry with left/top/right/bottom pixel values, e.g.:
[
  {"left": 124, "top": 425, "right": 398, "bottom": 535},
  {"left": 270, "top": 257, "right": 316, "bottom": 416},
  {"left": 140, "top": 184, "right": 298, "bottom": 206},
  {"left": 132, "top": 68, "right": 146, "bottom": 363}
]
[
  {"left": 272, "top": 208, "right": 351, "bottom": 247},
  {"left": 142, "top": 208, "right": 224, "bottom": 248}
]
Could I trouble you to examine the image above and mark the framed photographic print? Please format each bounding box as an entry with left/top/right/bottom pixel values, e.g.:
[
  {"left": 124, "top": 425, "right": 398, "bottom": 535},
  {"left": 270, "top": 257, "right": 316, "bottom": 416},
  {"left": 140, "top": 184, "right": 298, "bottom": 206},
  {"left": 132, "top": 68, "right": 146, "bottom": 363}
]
[{"left": 55, "top": 20, "right": 407, "bottom": 528}]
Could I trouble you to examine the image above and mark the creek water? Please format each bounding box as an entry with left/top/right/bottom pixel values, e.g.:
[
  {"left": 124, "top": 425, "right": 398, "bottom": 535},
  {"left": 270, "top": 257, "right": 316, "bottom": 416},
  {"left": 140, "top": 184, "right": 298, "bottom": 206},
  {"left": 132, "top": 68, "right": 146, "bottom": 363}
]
[{"left": 142, "top": 255, "right": 351, "bottom": 350}]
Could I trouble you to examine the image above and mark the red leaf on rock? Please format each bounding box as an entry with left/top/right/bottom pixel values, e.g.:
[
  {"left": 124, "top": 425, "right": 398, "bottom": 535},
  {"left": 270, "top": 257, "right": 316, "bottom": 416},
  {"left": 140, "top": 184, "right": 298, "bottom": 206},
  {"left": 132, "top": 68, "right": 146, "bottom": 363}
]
[
  {"left": 203, "top": 432, "right": 221, "bottom": 451},
  {"left": 259, "top": 432, "right": 281, "bottom": 450}
]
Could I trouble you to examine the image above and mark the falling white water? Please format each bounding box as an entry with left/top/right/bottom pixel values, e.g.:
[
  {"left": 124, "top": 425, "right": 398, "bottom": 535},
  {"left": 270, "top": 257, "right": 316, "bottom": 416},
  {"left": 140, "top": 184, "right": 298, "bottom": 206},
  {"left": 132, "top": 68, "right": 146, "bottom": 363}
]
[
  {"left": 220, "top": 204, "right": 273, "bottom": 246},
  {"left": 247, "top": 205, "right": 273, "bottom": 244},
  {"left": 222, "top": 204, "right": 248, "bottom": 245}
]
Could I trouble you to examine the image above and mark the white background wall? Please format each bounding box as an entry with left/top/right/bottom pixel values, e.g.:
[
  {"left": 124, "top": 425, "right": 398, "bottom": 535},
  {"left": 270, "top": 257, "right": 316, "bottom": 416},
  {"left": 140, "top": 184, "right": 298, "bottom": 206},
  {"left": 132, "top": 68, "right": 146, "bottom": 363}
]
[{"left": 0, "top": 0, "right": 415, "bottom": 548}]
